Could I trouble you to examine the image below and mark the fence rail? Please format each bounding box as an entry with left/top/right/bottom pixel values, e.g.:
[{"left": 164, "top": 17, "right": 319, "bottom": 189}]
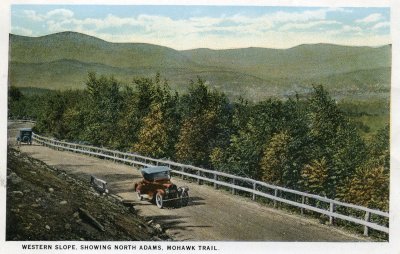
[
  {"left": 31, "top": 132, "right": 389, "bottom": 236},
  {"left": 9, "top": 118, "right": 36, "bottom": 124}
]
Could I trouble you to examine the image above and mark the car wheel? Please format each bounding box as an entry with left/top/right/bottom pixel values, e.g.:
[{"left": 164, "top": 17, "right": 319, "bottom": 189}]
[
  {"left": 180, "top": 191, "right": 189, "bottom": 207},
  {"left": 136, "top": 191, "right": 143, "bottom": 201},
  {"left": 155, "top": 192, "right": 163, "bottom": 209}
]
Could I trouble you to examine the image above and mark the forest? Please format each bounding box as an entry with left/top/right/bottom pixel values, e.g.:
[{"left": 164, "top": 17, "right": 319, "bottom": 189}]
[{"left": 8, "top": 73, "right": 389, "bottom": 212}]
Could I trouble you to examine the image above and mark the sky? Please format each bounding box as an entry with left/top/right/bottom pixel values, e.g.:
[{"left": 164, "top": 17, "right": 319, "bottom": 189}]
[{"left": 10, "top": 5, "right": 391, "bottom": 50}]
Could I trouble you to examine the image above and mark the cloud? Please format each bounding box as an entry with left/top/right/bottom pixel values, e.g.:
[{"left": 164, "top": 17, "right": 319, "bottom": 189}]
[
  {"left": 13, "top": 7, "right": 390, "bottom": 49},
  {"left": 372, "top": 22, "right": 390, "bottom": 30},
  {"left": 356, "top": 13, "right": 382, "bottom": 24},
  {"left": 11, "top": 26, "right": 33, "bottom": 36},
  {"left": 24, "top": 8, "right": 74, "bottom": 22},
  {"left": 46, "top": 9, "right": 74, "bottom": 19},
  {"left": 23, "top": 10, "right": 43, "bottom": 22},
  {"left": 279, "top": 20, "right": 341, "bottom": 31},
  {"left": 270, "top": 9, "right": 328, "bottom": 23},
  {"left": 326, "top": 25, "right": 364, "bottom": 36}
]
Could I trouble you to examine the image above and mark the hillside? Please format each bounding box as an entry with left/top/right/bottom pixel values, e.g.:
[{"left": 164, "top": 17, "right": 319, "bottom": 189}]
[
  {"left": 7, "top": 147, "right": 170, "bottom": 241},
  {"left": 8, "top": 31, "right": 391, "bottom": 101}
]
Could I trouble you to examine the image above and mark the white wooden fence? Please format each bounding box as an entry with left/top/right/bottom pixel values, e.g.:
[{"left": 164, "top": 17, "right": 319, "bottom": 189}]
[
  {"left": 8, "top": 117, "right": 36, "bottom": 124},
  {"left": 32, "top": 132, "right": 389, "bottom": 237}
]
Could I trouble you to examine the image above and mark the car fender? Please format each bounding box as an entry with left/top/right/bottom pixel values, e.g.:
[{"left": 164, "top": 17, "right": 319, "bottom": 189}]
[{"left": 156, "top": 189, "right": 166, "bottom": 196}]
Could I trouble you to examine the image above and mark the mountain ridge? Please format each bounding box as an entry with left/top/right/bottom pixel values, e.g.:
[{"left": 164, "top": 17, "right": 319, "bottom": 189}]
[{"left": 8, "top": 31, "right": 391, "bottom": 101}]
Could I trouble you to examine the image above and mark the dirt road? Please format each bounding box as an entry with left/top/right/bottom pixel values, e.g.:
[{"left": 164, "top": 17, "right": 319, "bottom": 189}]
[{"left": 8, "top": 122, "right": 365, "bottom": 241}]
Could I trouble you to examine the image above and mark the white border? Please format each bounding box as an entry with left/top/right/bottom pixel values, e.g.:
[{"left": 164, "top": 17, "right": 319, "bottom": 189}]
[{"left": 0, "top": 1, "right": 399, "bottom": 254}]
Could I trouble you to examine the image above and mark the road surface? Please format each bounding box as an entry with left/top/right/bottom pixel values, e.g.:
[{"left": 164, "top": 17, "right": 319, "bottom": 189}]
[{"left": 7, "top": 122, "right": 365, "bottom": 241}]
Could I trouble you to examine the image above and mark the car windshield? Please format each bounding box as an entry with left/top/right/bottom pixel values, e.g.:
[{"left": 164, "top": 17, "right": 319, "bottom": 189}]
[{"left": 144, "top": 171, "right": 170, "bottom": 181}]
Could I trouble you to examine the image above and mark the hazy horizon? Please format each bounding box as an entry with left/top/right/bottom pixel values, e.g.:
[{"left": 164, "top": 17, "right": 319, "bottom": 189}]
[{"left": 10, "top": 30, "right": 391, "bottom": 51}]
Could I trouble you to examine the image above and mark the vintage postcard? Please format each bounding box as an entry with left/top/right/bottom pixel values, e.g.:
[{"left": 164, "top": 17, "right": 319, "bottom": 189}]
[{"left": 1, "top": 0, "right": 399, "bottom": 254}]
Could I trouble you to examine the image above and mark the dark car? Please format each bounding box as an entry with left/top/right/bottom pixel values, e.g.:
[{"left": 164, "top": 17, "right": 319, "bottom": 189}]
[
  {"left": 134, "top": 166, "right": 189, "bottom": 208},
  {"left": 16, "top": 128, "right": 32, "bottom": 145}
]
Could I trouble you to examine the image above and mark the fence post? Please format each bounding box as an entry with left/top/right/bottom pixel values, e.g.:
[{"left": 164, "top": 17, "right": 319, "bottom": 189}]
[
  {"left": 252, "top": 182, "right": 256, "bottom": 201},
  {"left": 231, "top": 179, "right": 236, "bottom": 195},
  {"left": 214, "top": 174, "right": 218, "bottom": 189},
  {"left": 197, "top": 170, "right": 201, "bottom": 185},
  {"left": 301, "top": 196, "right": 305, "bottom": 215},
  {"left": 329, "top": 202, "right": 335, "bottom": 225},
  {"left": 274, "top": 189, "right": 278, "bottom": 208},
  {"left": 131, "top": 156, "right": 136, "bottom": 167},
  {"left": 181, "top": 167, "right": 185, "bottom": 179},
  {"left": 364, "top": 211, "right": 371, "bottom": 236}
]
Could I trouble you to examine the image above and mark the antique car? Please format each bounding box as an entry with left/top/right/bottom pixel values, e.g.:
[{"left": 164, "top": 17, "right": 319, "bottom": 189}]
[
  {"left": 134, "top": 166, "right": 189, "bottom": 208},
  {"left": 16, "top": 128, "right": 32, "bottom": 145}
]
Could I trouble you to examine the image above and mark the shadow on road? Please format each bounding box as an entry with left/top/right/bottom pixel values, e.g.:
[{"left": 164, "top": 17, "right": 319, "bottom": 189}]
[
  {"left": 146, "top": 215, "right": 212, "bottom": 232},
  {"left": 14, "top": 144, "right": 42, "bottom": 147},
  {"left": 103, "top": 173, "right": 142, "bottom": 182},
  {"left": 189, "top": 196, "right": 206, "bottom": 206}
]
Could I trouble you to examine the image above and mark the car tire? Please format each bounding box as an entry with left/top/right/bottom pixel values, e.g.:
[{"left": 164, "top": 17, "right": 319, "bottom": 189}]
[
  {"left": 136, "top": 191, "right": 143, "bottom": 201},
  {"left": 180, "top": 191, "right": 189, "bottom": 207},
  {"left": 155, "top": 192, "right": 163, "bottom": 209}
]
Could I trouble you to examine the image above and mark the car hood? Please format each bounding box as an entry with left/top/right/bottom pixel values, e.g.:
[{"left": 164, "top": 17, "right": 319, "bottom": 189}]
[{"left": 156, "top": 180, "right": 174, "bottom": 188}]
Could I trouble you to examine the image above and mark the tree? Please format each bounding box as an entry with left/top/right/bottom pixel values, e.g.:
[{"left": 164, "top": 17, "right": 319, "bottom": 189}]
[
  {"left": 306, "top": 85, "right": 367, "bottom": 197},
  {"left": 260, "top": 131, "right": 293, "bottom": 186},
  {"left": 133, "top": 104, "right": 169, "bottom": 158},
  {"left": 175, "top": 78, "right": 232, "bottom": 167},
  {"left": 175, "top": 110, "right": 218, "bottom": 165},
  {"left": 9, "top": 86, "right": 23, "bottom": 102},
  {"left": 133, "top": 75, "right": 180, "bottom": 158},
  {"left": 8, "top": 86, "right": 26, "bottom": 118},
  {"left": 368, "top": 124, "right": 390, "bottom": 170},
  {"left": 211, "top": 100, "right": 270, "bottom": 179},
  {"left": 336, "top": 125, "right": 389, "bottom": 210},
  {"left": 339, "top": 165, "right": 389, "bottom": 210},
  {"left": 83, "top": 72, "right": 123, "bottom": 147},
  {"left": 300, "top": 158, "right": 329, "bottom": 196},
  {"left": 34, "top": 92, "right": 67, "bottom": 139}
]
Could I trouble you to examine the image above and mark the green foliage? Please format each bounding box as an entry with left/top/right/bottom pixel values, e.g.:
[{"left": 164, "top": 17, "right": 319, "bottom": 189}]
[
  {"left": 336, "top": 124, "right": 389, "bottom": 210},
  {"left": 368, "top": 124, "right": 390, "bottom": 169},
  {"left": 9, "top": 86, "right": 23, "bottom": 102},
  {"left": 305, "top": 85, "right": 367, "bottom": 197},
  {"left": 175, "top": 78, "right": 232, "bottom": 167},
  {"left": 84, "top": 73, "right": 123, "bottom": 147},
  {"left": 8, "top": 73, "right": 389, "bottom": 211},
  {"left": 260, "top": 131, "right": 293, "bottom": 186},
  {"left": 339, "top": 166, "right": 389, "bottom": 210},
  {"left": 300, "top": 158, "right": 329, "bottom": 196},
  {"left": 132, "top": 74, "right": 180, "bottom": 158},
  {"left": 133, "top": 104, "right": 169, "bottom": 158}
]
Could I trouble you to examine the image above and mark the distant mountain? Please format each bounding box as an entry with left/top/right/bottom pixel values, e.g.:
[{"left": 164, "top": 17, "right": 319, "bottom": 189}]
[{"left": 8, "top": 31, "right": 391, "bottom": 101}]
